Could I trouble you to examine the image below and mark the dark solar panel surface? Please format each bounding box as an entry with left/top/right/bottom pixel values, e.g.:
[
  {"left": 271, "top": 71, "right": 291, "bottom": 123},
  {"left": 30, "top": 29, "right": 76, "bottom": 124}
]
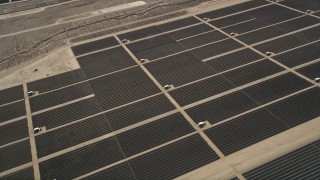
[
  {"left": 244, "top": 139, "right": 320, "bottom": 179},
  {"left": 0, "top": 140, "right": 32, "bottom": 172},
  {"left": 0, "top": 85, "right": 24, "bottom": 106},
  {"left": 0, "top": 119, "right": 29, "bottom": 146},
  {"left": 128, "top": 134, "right": 219, "bottom": 179},
  {"left": 29, "top": 82, "right": 93, "bottom": 112},
  {"left": 145, "top": 52, "right": 215, "bottom": 86},
  {"left": 89, "top": 66, "right": 160, "bottom": 111},
  {"left": 3, "top": 0, "right": 320, "bottom": 178},
  {"left": 35, "top": 114, "right": 111, "bottom": 158},
  {"left": 0, "top": 167, "right": 34, "bottom": 180},
  {"left": 39, "top": 137, "right": 124, "bottom": 179},
  {"left": 0, "top": 100, "right": 26, "bottom": 123},
  {"left": 280, "top": 0, "right": 320, "bottom": 11},
  {"left": 32, "top": 97, "right": 101, "bottom": 130},
  {"left": 27, "top": 69, "right": 86, "bottom": 93},
  {"left": 76, "top": 46, "right": 137, "bottom": 79},
  {"left": 71, "top": 36, "right": 119, "bottom": 56}
]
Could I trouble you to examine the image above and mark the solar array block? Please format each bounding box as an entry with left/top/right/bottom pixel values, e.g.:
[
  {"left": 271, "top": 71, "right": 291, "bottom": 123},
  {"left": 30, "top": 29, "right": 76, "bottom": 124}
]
[
  {"left": 71, "top": 36, "right": 119, "bottom": 56},
  {"left": 35, "top": 114, "right": 111, "bottom": 158},
  {"left": 297, "top": 61, "right": 320, "bottom": 80},
  {"left": 27, "top": 69, "right": 86, "bottom": 94},
  {"left": 186, "top": 91, "right": 258, "bottom": 125},
  {"left": 127, "top": 34, "right": 174, "bottom": 52},
  {"left": 0, "top": 100, "right": 26, "bottom": 123},
  {"left": 156, "top": 17, "right": 200, "bottom": 32},
  {"left": 222, "top": 60, "right": 284, "bottom": 87},
  {"left": 0, "top": 167, "right": 34, "bottom": 180},
  {"left": 104, "top": 94, "right": 175, "bottom": 131},
  {"left": 39, "top": 137, "right": 124, "bottom": 179},
  {"left": 116, "top": 113, "right": 194, "bottom": 157},
  {"left": 244, "top": 5, "right": 302, "bottom": 25},
  {"left": 118, "top": 26, "right": 163, "bottom": 42},
  {"left": 237, "top": 26, "right": 285, "bottom": 45},
  {"left": 169, "top": 74, "right": 234, "bottom": 106},
  {"left": 0, "top": 140, "right": 32, "bottom": 172},
  {"left": 280, "top": 0, "right": 320, "bottom": 11},
  {"left": 0, "top": 0, "right": 9, "bottom": 4},
  {"left": 222, "top": 19, "right": 267, "bottom": 34},
  {"left": 178, "top": 30, "right": 228, "bottom": 49},
  {"left": 205, "top": 109, "right": 288, "bottom": 155},
  {"left": 243, "top": 73, "right": 312, "bottom": 104},
  {"left": 89, "top": 67, "right": 160, "bottom": 111},
  {"left": 0, "top": 119, "right": 29, "bottom": 146},
  {"left": 29, "top": 82, "right": 93, "bottom": 112},
  {"left": 254, "top": 34, "right": 309, "bottom": 54},
  {"left": 273, "top": 41, "right": 320, "bottom": 67},
  {"left": 293, "top": 25, "right": 320, "bottom": 43},
  {"left": 274, "top": 16, "right": 320, "bottom": 32},
  {"left": 205, "top": 48, "right": 264, "bottom": 73},
  {"left": 266, "top": 87, "right": 320, "bottom": 127},
  {"left": 166, "top": 23, "right": 213, "bottom": 40},
  {"left": 32, "top": 97, "right": 101, "bottom": 130},
  {"left": 77, "top": 46, "right": 136, "bottom": 79},
  {"left": 191, "top": 38, "right": 243, "bottom": 60},
  {"left": 244, "top": 140, "right": 320, "bottom": 179},
  {"left": 145, "top": 52, "right": 215, "bottom": 86},
  {"left": 209, "top": 13, "right": 254, "bottom": 28},
  {"left": 129, "top": 134, "right": 219, "bottom": 179},
  {"left": 0, "top": 85, "right": 24, "bottom": 106},
  {"left": 134, "top": 41, "right": 186, "bottom": 61},
  {"left": 84, "top": 163, "right": 135, "bottom": 180}
]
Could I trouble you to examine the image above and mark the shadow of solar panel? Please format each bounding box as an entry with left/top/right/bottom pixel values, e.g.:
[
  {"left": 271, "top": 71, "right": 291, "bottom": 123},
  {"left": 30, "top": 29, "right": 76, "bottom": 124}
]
[
  {"left": 205, "top": 48, "right": 264, "bottom": 73},
  {"left": 244, "top": 73, "right": 312, "bottom": 104},
  {"left": 27, "top": 69, "right": 86, "bottom": 94},
  {"left": 77, "top": 47, "right": 136, "bottom": 79},
  {"left": 245, "top": 5, "right": 302, "bottom": 25},
  {"left": 39, "top": 137, "right": 124, "bottom": 180},
  {"left": 89, "top": 67, "right": 160, "bottom": 111},
  {"left": 297, "top": 61, "right": 320, "bottom": 80},
  {"left": 191, "top": 38, "right": 243, "bottom": 60},
  {"left": 118, "top": 26, "right": 163, "bottom": 42},
  {"left": 205, "top": 109, "right": 288, "bottom": 155},
  {"left": 29, "top": 82, "right": 93, "bottom": 112},
  {"left": 0, "top": 119, "right": 28, "bottom": 146},
  {"left": 186, "top": 91, "right": 258, "bottom": 125},
  {"left": 145, "top": 52, "right": 215, "bottom": 87},
  {"left": 209, "top": 13, "right": 253, "bottom": 28},
  {"left": 222, "top": 60, "right": 284, "bottom": 87},
  {"left": 83, "top": 163, "right": 135, "bottom": 180},
  {"left": 127, "top": 34, "right": 174, "bottom": 52},
  {"left": 105, "top": 94, "right": 175, "bottom": 131},
  {"left": 0, "top": 100, "right": 26, "bottom": 123},
  {"left": 0, "top": 140, "right": 32, "bottom": 172},
  {"left": 280, "top": 0, "right": 320, "bottom": 11},
  {"left": 133, "top": 41, "right": 186, "bottom": 60},
  {"left": 35, "top": 114, "right": 111, "bottom": 158},
  {"left": 156, "top": 17, "right": 200, "bottom": 32},
  {"left": 0, "top": 85, "right": 24, "bottom": 106},
  {"left": 32, "top": 97, "right": 101, "bottom": 130},
  {"left": 117, "top": 113, "right": 194, "bottom": 157},
  {"left": 71, "top": 36, "right": 119, "bottom": 56},
  {"left": 273, "top": 41, "right": 320, "bottom": 67},
  {"left": 254, "top": 34, "right": 308, "bottom": 54},
  {"left": 169, "top": 74, "right": 234, "bottom": 106},
  {"left": 267, "top": 87, "right": 320, "bottom": 127},
  {"left": 178, "top": 31, "right": 227, "bottom": 49},
  {"left": 222, "top": 19, "right": 267, "bottom": 34},
  {"left": 244, "top": 140, "right": 320, "bottom": 179},
  {"left": 129, "top": 134, "right": 219, "bottom": 179},
  {"left": 166, "top": 23, "right": 213, "bottom": 40},
  {"left": 0, "top": 167, "right": 34, "bottom": 180}
]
